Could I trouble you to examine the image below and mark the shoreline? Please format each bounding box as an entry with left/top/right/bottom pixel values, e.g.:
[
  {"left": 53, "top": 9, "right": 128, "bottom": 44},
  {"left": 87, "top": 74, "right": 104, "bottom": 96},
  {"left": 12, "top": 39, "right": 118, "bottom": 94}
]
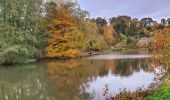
[
  {"left": 41, "top": 48, "right": 152, "bottom": 61},
  {"left": 1, "top": 48, "right": 152, "bottom": 65}
]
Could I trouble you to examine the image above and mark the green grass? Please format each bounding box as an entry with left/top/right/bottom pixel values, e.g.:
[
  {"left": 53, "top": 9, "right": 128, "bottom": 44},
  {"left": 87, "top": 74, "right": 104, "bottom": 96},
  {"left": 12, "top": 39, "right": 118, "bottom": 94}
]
[{"left": 145, "top": 84, "right": 170, "bottom": 100}]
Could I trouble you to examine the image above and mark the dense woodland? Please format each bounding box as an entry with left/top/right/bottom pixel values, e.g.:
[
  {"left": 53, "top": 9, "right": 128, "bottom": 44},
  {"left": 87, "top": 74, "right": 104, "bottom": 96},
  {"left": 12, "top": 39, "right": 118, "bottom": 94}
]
[{"left": 0, "top": 0, "right": 169, "bottom": 65}]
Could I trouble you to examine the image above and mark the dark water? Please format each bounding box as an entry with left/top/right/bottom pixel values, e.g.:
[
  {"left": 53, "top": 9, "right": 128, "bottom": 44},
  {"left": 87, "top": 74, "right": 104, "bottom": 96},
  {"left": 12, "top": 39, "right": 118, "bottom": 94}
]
[{"left": 0, "top": 50, "right": 157, "bottom": 100}]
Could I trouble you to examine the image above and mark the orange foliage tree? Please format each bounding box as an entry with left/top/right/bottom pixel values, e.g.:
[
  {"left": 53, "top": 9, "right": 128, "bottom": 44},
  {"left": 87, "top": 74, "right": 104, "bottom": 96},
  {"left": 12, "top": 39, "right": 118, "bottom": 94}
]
[{"left": 44, "top": 3, "right": 81, "bottom": 58}]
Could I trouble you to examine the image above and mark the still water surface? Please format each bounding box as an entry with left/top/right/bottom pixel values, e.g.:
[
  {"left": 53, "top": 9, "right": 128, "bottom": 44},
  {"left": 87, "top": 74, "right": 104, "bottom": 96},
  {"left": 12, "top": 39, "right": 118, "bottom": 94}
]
[{"left": 0, "top": 50, "right": 157, "bottom": 100}]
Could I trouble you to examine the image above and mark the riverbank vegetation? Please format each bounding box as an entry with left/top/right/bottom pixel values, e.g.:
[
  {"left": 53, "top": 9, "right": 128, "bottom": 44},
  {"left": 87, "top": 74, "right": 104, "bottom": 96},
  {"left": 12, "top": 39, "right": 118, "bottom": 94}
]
[
  {"left": 0, "top": 0, "right": 166, "bottom": 64},
  {"left": 144, "top": 26, "right": 170, "bottom": 100},
  {"left": 0, "top": 0, "right": 47, "bottom": 64}
]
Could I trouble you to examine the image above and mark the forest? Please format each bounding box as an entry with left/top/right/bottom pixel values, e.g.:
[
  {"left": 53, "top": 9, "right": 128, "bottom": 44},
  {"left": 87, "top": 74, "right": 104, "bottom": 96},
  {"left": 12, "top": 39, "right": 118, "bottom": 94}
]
[{"left": 0, "top": 0, "right": 170, "bottom": 100}]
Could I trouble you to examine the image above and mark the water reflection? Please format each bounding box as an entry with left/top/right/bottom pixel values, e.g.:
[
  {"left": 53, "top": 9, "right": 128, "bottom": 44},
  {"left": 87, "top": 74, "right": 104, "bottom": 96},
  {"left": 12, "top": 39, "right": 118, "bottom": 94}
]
[
  {"left": 0, "top": 51, "right": 157, "bottom": 100},
  {"left": 113, "top": 58, "right": 153, "bottom": 76},
  {"left": 0, "top": 64, "right": 57, "bottom": 100}
]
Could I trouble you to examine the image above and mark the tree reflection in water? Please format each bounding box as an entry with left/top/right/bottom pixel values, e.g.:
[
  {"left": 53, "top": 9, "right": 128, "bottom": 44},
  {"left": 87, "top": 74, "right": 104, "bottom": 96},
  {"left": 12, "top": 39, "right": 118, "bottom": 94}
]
[
  {"left": 47, "top": 57, "right": 155, "bottom": 100},
  {"left": 0, "top": 64, "right": 56, "bottom": 100}
]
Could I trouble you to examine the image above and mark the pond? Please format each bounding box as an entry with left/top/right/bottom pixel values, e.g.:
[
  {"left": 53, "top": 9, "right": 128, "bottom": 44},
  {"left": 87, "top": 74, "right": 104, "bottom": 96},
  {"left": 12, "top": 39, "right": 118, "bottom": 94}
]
[{"left": 0, "top": 49, "right": 157, "bottom": 100}]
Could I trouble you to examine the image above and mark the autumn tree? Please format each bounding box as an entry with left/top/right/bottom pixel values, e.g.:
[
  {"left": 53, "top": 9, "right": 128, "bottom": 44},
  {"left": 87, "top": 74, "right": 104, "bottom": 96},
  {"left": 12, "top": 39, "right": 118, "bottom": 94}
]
[
  {"left": 45, "top": 2, "right": 81, "bottom": 58},
  {"left": 103, "top": 25, "right": 116, "bottom": 45},
  {"left": 153, "top": 28, "right": 170, "bottom": 66}
]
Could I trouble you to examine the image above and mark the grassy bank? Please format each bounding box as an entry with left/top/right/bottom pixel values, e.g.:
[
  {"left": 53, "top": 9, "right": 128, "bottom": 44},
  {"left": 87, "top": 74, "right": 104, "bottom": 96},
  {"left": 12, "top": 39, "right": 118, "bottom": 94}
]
[
  {"left": 145, "top": 74, "right": 170, "bottom": 100},
  {"left": 145, "top": 83, "right": 170, "bottom": 100}
]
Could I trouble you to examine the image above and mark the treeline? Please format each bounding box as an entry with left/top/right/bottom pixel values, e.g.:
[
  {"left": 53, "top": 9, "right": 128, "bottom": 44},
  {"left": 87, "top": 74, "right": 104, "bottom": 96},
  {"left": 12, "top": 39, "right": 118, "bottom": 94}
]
[{"left": 0, "top": 0, "right": 169, "bottom": 64}]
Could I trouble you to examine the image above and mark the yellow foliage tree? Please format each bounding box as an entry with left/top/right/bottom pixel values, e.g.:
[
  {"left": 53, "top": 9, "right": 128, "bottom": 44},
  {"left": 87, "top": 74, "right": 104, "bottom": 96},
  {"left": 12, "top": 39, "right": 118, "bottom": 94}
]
[{"left": 103, "top": 25, "right": 116, "bottom": 45}]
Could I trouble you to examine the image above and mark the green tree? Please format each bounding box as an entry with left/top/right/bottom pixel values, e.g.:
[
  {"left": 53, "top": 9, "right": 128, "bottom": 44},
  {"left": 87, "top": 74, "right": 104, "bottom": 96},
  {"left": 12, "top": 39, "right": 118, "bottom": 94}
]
[
  {"left": 0, "top": 0, "right": 47, "bottom": 64},
  {"left": 93, "top": 17, "right": 107, "bottom": 34},
  {"left": 110, "top": 16, "right": 131, "bottom": 35}
]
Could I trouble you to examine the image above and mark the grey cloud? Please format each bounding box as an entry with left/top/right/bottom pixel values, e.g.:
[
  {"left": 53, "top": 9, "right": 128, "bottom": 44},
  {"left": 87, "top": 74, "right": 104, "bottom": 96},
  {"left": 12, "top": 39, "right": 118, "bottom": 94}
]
[{"left": 79, "top": 0, "right": 170, "bottom": 21}]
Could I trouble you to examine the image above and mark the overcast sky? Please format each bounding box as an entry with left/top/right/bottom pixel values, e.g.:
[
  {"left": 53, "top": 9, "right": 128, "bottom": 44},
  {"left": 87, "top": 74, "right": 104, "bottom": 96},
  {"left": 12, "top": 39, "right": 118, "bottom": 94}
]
[{"left": 78, "top": 0, "right": 170, "bottom": 22}]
